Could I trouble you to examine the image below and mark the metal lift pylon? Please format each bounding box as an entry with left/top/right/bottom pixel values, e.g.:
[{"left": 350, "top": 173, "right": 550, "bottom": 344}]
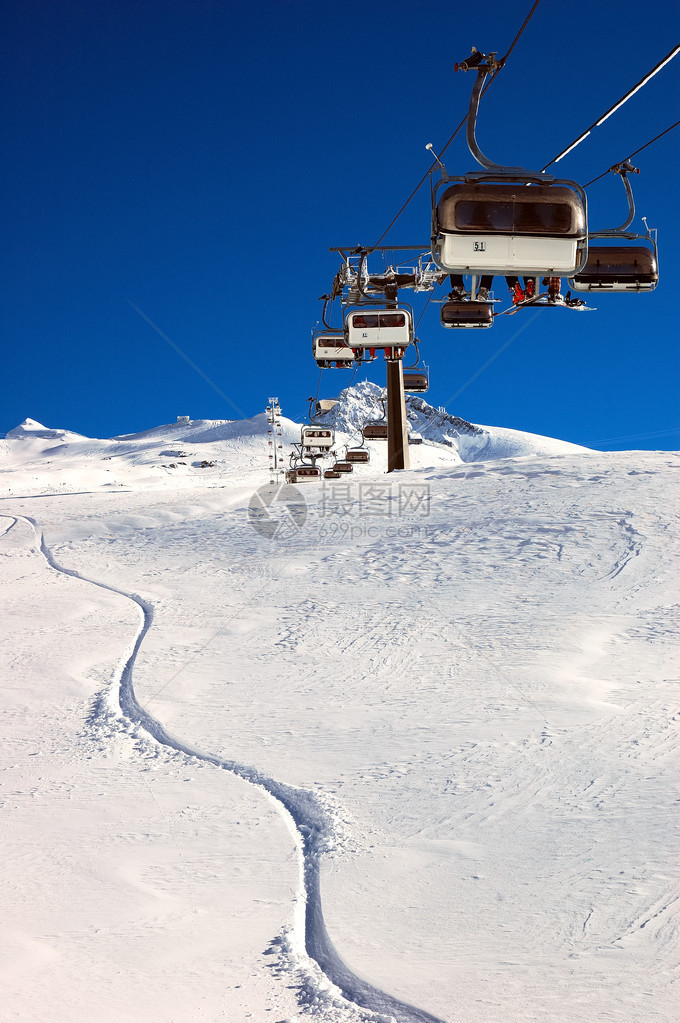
[{"left": 386, "top": 358, "right": 410, "bottom": 472}]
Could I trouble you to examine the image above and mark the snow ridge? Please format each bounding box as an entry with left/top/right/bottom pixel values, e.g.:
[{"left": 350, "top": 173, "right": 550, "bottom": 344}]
[
  {"left": 312, "top": 381, "right": 589, "bottom": 462},
  {"left": 13, "top": 513, "right": 446, "bottom": 1023}
]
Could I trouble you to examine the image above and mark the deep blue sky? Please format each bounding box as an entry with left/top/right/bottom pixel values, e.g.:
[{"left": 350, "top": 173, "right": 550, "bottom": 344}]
[{"left": 2, "top": 0, "right": 679, "bottom": 449}]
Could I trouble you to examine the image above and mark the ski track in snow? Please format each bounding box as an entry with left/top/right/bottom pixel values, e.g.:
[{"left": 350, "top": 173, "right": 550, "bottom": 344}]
[
  {"left": 5, "top": 512, "right": 446, "bottom": 1023},
  {"left": 0, "top": 515, "right": 18, "bottom": 538},
  {"left": 604, "top": 511, "right": 644, "bottom": 580}
]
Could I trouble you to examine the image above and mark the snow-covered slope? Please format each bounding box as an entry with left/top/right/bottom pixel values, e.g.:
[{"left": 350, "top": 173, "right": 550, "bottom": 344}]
[
  {"left": 0, "top": 389, "right": 590, "bottom": 497},
  {"left": 1, "top": 399, "right": 677, "bottom": 1023},
  {"left": 0, "top": 413, "right": 300, "bottom": 495}
]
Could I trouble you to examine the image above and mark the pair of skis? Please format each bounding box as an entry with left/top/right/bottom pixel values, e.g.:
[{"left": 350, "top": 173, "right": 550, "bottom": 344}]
[{"left": 500, "top": 291, "right": 595, "bottom": 317}]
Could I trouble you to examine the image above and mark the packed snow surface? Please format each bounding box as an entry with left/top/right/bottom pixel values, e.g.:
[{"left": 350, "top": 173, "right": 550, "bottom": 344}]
[{"left": 1, "top": 388, "right": 677, "bottom": 1023}]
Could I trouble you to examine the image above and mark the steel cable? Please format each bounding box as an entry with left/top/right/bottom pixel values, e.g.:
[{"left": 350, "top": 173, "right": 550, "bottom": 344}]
[
  {"left": 541, "top": 44, "right": 680, "bottom": 171},
  {"left": 584, "top": 118, "right": 680, "bottom": 187},
  {"left": 371, "top": 0, "right": 543, "bottom": 248}
]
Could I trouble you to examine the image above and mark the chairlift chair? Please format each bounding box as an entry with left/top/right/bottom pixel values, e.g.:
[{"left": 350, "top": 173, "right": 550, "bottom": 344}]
[
  {"left": 430, "top": 48, "right": 587, "bottom": 280},
  {"left": 568, "top": 163, "right": 658, "bottom": 292},
  {"left": 402, "top": 341, "right": 429, "bottom": 392},
  {"left": 569, "top": 246, "right": 658, "bottom": 291},
  {"left": 295, "top": 465, "right": 322, "bottom": 480},
  {"left": 403, "top": 370, "right": 429, "bottom": 392},
  {"left": 433, "top": 182, "right": 587, "bottom": 277},
  {"left": 333, "top": 461, "right": 354, "bottom": 473},
  {"left": 363, "top": 422, "right": 389, "bottom": 440},
  {"left": 324, "top": 469, "right": 342, "bottom": 479},
  {"left": 345, "top": 447, "right": 370, "bottom": 464},
  {"left": 362, "top": 393, "right": 389, "bottom": 441},
  {"left": 312, "top": 331, "right": 356, "bottom": 368},
  {"left": 301, "top": 426, "right": 334, "bottom": 451},
  {"left": 441, "top": 299, "right": 494, "bottom": 328},
  {"left": 345, "top": 307, "right": 414, "bottom": 350}
]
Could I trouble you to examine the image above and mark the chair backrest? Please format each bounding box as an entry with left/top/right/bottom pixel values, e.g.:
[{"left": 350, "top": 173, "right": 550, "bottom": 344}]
[
  {"left": 578, "top": 246, "right": 657, "bottom": 277},
  {"left": 441, "top": 300, "right": 493, "bottom": 328},
  {"left": 437, "top": 184, "right": 585, "bottom": 238}
]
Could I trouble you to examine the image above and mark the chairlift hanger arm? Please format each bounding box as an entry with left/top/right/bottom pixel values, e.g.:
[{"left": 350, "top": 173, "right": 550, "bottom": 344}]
[
  {"left": 320, "top": 296, "right": 335, "bottom": 330},
  {"left": 591, "top": 162, "right": 638, "bottom": 236},
  {"left": 369, "top": 0, "right": 543, "bottom": 248},
  {"left": 455, "top": 50, "right": 511, "bottom": 174},
  {"left": 584, "top": 163, "right": 657, "bottom": 255},
  {"left": 450, "top": 46, "right": 555, "bottom": 181},
  {"left": 403, "top": 339, "right": 422, "bottom": 371},
  {"left": 355, "top": 248, "right": 370, "bottom": 301}
]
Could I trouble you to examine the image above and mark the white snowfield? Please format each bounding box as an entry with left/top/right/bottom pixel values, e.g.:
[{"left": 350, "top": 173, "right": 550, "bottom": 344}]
[{"left": 1, "top": 391, "right": 678, "bottom": 1023}]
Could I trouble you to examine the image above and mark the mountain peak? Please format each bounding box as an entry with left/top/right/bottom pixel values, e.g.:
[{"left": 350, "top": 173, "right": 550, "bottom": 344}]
[
  {"left": 7, "top": 418, "right": 54, "bottom": 437},
  {"left": 313, "top": 383, "right": 480, "bottom": 448}
]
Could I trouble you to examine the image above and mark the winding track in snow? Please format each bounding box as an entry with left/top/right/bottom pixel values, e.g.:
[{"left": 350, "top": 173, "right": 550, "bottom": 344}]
[{"left": 4, "top": 513, "right": 445, "bottom": 1023}]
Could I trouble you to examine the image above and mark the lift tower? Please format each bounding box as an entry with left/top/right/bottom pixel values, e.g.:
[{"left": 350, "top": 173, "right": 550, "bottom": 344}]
[{"left": 386, "top": 356, "right": 410, "bottom": 472}]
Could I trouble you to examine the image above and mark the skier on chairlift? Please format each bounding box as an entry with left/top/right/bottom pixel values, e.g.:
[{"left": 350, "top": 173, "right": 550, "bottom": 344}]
[
  {"left": 449, "top": 273, "right": 493, "bottom": 302},
  {"left": 505, "top": 276, "right": 536, "bottom": 304}
]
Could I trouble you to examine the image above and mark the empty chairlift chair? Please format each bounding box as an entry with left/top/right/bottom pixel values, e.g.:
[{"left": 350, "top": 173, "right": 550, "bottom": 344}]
[
  {"left": 570, "top": 161, "right": 658, "bottom": 293},
  {"left": 295, "top": 465, "right": 322, "bottom": 480},
  {"left": 569, "top": 245, "right": 658, "bottom": 292},
  {"left": 363, "top": 422, "right": 388, "bottom": 440},
  {"left": 402, "top": 342, "right": 430, "bottom": 391},
  {"left": 345, "top": 447, "right": 370, "bottom": 464},
  {"left": 332, "top": 460, "right": 353, "bottom": 473},
  {"left": 440, "top": 299, "right": 494, "bottom": 329},
  {"left": 403, "top": 370, "right": 429, "bottom": 392}
]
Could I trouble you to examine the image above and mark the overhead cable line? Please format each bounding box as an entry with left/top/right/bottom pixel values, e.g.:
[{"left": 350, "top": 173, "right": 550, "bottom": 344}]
[
  {"left": 371, "top": 0, "right": 543, "bottom": 248},
  {"left": 497, "top": 0, "right": 544, "bottom": 66},
  {"left": 415, "top": 291, "right": 433, "bottom": 330},
  {"left": 370, "top": 111, "right": 470, "bottom": 249},
  {"left": 584, "top": 118, "right": 680, "bottom": 187},
  {"left": 542, "top": 44, "right": 680, "bottom": 170}
]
